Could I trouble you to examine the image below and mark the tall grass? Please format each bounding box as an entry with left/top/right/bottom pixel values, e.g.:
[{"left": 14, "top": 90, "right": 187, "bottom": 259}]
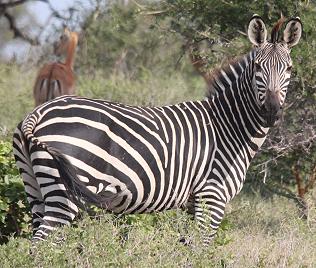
[
  {"left": 0, "top": 64, "right": 34, "bottom": 132},
  {"left": 0, "top": 64, "right": 205, "bottom": 132}
]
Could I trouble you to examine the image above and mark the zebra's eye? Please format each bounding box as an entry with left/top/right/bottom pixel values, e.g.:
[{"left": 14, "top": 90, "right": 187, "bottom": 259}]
[
  {"left": 255, "top": 62, "right": 262, "bottom": 72},
  {"left": 286, "top": 65, "right": 292, "bottom": 72}
]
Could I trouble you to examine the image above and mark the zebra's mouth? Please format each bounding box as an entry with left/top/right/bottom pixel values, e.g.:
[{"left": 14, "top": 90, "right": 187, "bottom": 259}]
[
  {"left": 265, "top": 114, "right": 281, "bottom": 127},
  {"left": 260, "top": 106, "right": 283, "bottom": 127}
]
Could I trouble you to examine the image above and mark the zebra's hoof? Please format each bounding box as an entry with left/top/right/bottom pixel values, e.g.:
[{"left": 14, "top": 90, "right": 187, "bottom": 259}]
[
  {"left": 179, "top": 237, "right": 192, "bottom": 246},
  {"left": 29, "top": 243, "right": 38, "bottom": 255}
]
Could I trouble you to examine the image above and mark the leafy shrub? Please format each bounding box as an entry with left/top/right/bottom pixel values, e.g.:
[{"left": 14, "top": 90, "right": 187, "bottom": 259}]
[{"left": 0, "top": 140, "right": 31, "bottom": 244}]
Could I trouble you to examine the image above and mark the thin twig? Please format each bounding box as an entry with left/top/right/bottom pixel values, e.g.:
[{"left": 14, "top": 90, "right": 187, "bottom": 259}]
[
  {"left": 0, "top": 0, "right": 29, "bottom": 9},
  {"left": 3, "top": 11, "right": 39, "bottom": 45}
]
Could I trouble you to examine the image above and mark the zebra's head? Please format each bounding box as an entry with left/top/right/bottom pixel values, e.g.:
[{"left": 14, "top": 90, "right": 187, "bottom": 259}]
[{"left": 248, "top": 15, "right": 302, "bottom": 127}]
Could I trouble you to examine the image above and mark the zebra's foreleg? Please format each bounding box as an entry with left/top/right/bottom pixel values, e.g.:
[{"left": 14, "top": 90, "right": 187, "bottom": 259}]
[{"left": 193, "top": 193, "right": 226, "bottom": 245}]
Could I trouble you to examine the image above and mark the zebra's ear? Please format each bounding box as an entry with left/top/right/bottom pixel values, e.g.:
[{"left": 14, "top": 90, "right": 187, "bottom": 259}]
[
  {"left": 248, "top": 15, "right": 267, "bottom": 47},
  {"left": 283, "top": 17, "right": 302, "bottom": 49}
]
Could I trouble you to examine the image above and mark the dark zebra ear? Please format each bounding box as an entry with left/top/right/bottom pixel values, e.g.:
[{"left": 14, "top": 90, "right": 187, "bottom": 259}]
[
  {"left": 283, "top": 17, "right": 302, "bottom": 48},
  {"left": 248, "top": 15, "right": 267, "bottom": 47}
]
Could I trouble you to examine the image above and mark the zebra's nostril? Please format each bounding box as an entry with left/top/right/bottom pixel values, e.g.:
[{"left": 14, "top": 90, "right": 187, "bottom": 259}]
[
  {"left": 262, "top": 107, "right": 283, "bottom": 127},
  {"left": 264, "top": 92, "right": 280, "bottom": 113},
  {"left": 265, "top": 103, "right": 279, "bottom": 113}
]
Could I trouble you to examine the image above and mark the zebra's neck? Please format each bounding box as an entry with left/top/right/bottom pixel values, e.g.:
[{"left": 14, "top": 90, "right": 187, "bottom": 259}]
[{"left": 207, "top": 49, "right": 269, "bottom": 168}]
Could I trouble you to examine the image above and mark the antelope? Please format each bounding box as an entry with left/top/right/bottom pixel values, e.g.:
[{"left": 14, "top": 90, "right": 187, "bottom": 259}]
[{"left": 33, "top": 27, "right": 78, "bottom": 106}]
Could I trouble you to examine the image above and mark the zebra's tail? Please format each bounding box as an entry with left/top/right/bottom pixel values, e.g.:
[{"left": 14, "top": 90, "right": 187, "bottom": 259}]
[{"left": 21, "top": 112, "right": 115, "bottom": 209}]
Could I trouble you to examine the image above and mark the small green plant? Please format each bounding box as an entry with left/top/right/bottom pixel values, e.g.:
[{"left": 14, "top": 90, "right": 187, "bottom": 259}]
[
  {"left": 0, "top": 140, "right": 31, "bottom": 244},
  {"left": 214, "top": 217, "right": 233, "bottom": 246}
]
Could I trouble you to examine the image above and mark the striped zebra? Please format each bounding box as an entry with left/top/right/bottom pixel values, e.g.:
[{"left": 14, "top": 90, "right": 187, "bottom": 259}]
[{"left": 13, "top": 15, "right": 302, "bottom": 244}]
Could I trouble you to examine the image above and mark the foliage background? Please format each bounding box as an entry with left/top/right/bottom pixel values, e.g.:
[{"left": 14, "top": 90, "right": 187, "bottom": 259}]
[{"left": 0, "top": 0, "right": 315, "bottom": 266}]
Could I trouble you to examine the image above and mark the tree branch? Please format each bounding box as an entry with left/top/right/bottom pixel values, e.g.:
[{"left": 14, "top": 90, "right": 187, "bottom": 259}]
[
  {"left": 0, "top": 0, "right": 29, "bottom": 9},
  {"left": 3, "top": 11, "right": 39, "bottom": 45},
  {"left": 1, "top": 0, "right": 79, "bottom": 47},
  {"left": 38, "top": 0, "right": 77, "bottom": 21}
]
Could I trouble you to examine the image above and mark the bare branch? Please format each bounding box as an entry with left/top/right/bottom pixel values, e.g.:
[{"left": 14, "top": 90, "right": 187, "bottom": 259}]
[
  {"left": 0, "top": 0, "right": 29, "bottom": 9},
  {"left": 38, "top": 0, "right": 75, "bottom": 21},
  {"left": 3, "top": 11, "right": 39, "bottom": 45},
  {"left": 80, "top": 0, "right": 101, "bottom": 32},
  {"left": 0, "top": 0, "right": 81, "bottom": 47}
]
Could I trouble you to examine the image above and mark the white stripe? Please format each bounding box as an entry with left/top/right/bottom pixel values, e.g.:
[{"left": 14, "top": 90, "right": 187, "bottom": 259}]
[
  {"left": 38, "top": 224, "right": 55, "bottom": 231},
  {"left": 45, "top": 196, "right": 78, "bottom": 213},
  {"left": 25, "top": 185, "right": 42, "bottom": 199},
  {"left": 78, "top": 175, "right": 89, "bottom": 183},
  {"left": 30, "top": 151, "right": 53, "bottom": 161},
  {"left": 43, "top": 216, "right": 70, "bottom": 225},
  {"left": 35, "top": 230, "right": 48, "bottom": 236},
  {"left": 192, "top": 101, "right": 216, "bottom": 194},
  {"left": 37, "top": 177, "right": 55, "bottom": 184},
  {"left": 163, "top": 106, "right": 185, "bottom": 209},
  {"left": 214, "top": 158, "right": 237, "bottom": 199},
  {"left": 33, "top": 165, "right": 60, "bottom": 177},
  {"left": 209, "top": 100, "right": 247, "bottom": 176},
  {"left": 45, "top": 206, "right": 76, "bottom": 219},
  {"left": 87, "top": 185, "right": 97, "bottom": 193},
  {"left": 155, "top": 107, "right": 177, "bottom": 211},
  {"left": 41, "top": 183, "right": 66, "bottom": 197},
  {"left": 175, "top": 105, "right": 195, "bottom": 204}
]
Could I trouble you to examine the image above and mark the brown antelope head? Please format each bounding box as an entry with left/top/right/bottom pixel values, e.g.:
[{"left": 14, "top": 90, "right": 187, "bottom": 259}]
[{"left": 54, "top": 27, "right": 79, "bottom": 68}]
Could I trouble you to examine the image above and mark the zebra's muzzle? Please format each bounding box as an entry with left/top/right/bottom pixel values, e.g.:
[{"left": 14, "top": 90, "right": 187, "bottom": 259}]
[
  {"left": 260, "top": 105, "right": 283, "bottom": 127},
  {"left": 260, "top": 90, "right": 283, "bottom": 127}
]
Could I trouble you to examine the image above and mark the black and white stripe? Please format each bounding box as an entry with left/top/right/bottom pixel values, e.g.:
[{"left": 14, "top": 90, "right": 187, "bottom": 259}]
[{"left": 13, "top": 16, "right": 301, "bottom": 244}]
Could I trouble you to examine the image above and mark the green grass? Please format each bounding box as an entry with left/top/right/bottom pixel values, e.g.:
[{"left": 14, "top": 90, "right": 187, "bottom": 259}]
[
  {"left": 0, "top": 63, "right": 205, "bottom": 132},
  {"left": 77, "top": 69, "right": 205, "bottom": 106},
  {"left": 1, "top": 194, "right": 316, "bottom": 268},
  {"left": 0, "top": 64, "right": 34, "bottom": 132}
]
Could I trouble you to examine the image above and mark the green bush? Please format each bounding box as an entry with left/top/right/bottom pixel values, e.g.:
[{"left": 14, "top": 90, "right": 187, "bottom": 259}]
[{"left": 0, "top": 140, "right": 31, "bottom": 244}]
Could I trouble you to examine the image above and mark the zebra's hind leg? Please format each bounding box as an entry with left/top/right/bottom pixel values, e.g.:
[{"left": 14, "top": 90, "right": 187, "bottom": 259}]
[
  {"left": 17, "top": 169, "right": 45, "bottom": 237},
  {"left": 31, "top": 151, "right": 79, "bottom": 242},
  {"left": 13, "top": 129, "right": 45, "bottom": 237},
  {"left": 193, "top": 192, "right": 227, "bottom": 245}
]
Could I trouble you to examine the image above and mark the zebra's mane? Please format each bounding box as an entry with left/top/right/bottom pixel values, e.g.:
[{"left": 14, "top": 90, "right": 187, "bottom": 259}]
[
  {"left": 205, "top": 16, "right": 286, "bottom": 98},
  {"left": 270, "top": 15, "right": 286, "bottom": 43},
  {"left": 205, "top": 51, "right": 253, "bottom": 98}
]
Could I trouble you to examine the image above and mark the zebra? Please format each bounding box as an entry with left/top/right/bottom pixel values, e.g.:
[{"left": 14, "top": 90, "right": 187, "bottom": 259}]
[{"left": 13, "top": 15, "right": 302, "bottom": 244}]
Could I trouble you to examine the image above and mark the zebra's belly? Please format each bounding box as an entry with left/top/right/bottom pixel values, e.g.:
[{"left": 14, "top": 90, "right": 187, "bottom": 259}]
[{"left": 86, "top": 181, "right": 190, "bottom": 214}]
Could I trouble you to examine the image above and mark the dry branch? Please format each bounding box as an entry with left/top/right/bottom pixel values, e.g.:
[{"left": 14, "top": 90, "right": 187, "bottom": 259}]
[
  {"left": 3, "top": 11, "right": 39, "bottom": 45},
  {"left": 0, "top": 0, "right": 29, "bottom": 9},
  {"left": 0, "top": 0, "right": 77, "bottom": 46}
]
